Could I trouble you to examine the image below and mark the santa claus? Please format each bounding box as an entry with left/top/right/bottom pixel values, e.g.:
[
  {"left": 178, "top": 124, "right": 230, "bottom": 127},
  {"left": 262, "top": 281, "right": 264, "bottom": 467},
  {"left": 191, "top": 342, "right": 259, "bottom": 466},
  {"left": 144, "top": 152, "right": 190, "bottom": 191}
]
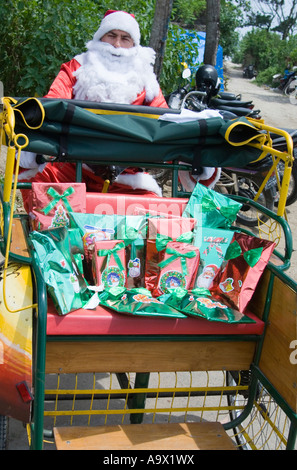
[{"left": 18, "top": 10, "right": 168, "bottom": 210}]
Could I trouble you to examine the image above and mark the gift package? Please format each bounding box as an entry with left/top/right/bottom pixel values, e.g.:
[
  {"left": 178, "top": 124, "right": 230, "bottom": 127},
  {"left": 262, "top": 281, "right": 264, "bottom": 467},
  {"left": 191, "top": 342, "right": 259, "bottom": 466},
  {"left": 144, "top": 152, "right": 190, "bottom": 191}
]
[
  {"left": 29, "top": 182, "right": 86, "bottom": 231},
  {"left": 29, "top": 227, "right": 94, "bottom": 315},
  {"left": 210, "top": 231, "right": 276, "bottom": 312},
  {"left": 27, "top": 182, "right": 276, "bottom": 321},
  {"left": 182, "top": 182, "right": 242, "bottom": 229}
]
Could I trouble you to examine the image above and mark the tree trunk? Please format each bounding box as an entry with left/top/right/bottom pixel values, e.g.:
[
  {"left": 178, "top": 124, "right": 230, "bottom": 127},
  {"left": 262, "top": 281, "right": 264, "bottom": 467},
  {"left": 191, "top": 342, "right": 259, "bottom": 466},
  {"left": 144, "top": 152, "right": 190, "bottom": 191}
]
[
  {"left": 204, "top": 0, "right": 220, "bottom": 65},
  {"left": 149, "top": 0, "right": 174, "bottom": 80}
]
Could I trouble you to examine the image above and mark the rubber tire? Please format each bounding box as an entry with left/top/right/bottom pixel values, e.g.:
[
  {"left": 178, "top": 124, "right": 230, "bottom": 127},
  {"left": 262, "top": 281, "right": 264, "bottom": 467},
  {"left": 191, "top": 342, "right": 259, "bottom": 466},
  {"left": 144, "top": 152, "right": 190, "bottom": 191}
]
[
  {"left": 0, "top": 415, "right": 8, "bottom": 450},
  {"left": 274, "top": 156, "right": 297, "bottom": 207}
]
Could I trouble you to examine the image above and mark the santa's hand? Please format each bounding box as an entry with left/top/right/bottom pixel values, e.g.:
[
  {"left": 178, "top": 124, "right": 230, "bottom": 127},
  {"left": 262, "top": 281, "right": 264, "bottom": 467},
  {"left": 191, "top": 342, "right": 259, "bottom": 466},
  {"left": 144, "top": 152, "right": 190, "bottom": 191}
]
[{"left": 18, "top": 150, "right": 40, "bottom": 169}]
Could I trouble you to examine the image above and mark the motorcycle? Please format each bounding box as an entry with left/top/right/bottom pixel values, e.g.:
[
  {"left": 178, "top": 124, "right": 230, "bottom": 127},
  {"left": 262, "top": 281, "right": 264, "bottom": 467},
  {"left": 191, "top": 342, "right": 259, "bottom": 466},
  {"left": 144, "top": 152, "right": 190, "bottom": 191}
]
[
  {"left": 163, "top": 65, "right": 295, "bottom": 226},
  {"left": 273, "top": 67, "right": 297, "bottom": 95},
  {"left": 243, "top": 65, "right": 257, "bottom": 79},
  {"left": 167, "top": 66, "right": 261, "bottom": 120}
]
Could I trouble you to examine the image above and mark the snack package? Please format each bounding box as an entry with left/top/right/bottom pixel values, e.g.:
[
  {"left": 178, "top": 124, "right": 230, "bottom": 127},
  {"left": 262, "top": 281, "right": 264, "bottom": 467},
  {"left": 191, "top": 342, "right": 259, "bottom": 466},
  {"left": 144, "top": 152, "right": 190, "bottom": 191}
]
[
  {"left": 91, "top": 240, "right": 127, "bottom": 289},
  {"left": 145, "top": 217, "right": 196, "bottom": 293},
  {"left": 30, "top": 182, "right": 86, "bottom": 231},
  {"left": 153, "top": 241, "right": 200, "bottom": 296},
  {"left": 98, "top": 286, "right": 186, "bottom": 318},
  {"left": 210, "top": 232, "right": 276, "bottom": 312},
  {"left": 159, "top": 287, "right": 255, "bottom": 324},
  {"left": 29, "top": 227, "right": 93, "bottom": 315},
  {"left": 182, "top": 182, "right": 242, "bottom": 229},
  {"left": 116, "top": 216, "right": 147, "bottom": 288},
  {"left": 193, "top": 227, "right": 234, "bottom": 289}
]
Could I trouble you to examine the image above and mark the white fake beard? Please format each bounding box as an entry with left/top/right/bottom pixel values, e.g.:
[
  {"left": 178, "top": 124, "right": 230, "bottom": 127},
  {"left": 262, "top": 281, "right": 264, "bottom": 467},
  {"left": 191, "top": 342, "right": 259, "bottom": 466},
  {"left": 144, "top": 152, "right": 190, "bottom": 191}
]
[{"left": 73, "top": 41, "right": 159, "bottom": 104}]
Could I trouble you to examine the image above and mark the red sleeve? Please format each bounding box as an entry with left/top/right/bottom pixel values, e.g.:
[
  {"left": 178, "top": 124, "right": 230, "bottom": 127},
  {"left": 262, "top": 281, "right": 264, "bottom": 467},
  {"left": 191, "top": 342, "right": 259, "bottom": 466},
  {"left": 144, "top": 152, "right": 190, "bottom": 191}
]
[
  {"left": 44, "top": 59, "right": 80, "bottom": 99},
  {"left": 147, "top": 88, "right": 168, "bottom": 108}
]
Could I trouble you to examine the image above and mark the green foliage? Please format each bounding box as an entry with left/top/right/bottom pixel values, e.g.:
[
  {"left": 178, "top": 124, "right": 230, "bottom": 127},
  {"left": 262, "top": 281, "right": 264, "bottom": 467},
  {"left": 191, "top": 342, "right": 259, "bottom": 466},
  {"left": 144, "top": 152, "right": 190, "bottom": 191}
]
[
  {"left": 172, "top": 0, "right": 206, "bottom": 27},
  {"left": 0, "top": 0, "right": 202, "bottom": 98},
  {"left": 0, "top": 0, "right": 157, "bottom": 96},
  {"left": 235, "top": 28, "right": 297, "bottom": 86}
]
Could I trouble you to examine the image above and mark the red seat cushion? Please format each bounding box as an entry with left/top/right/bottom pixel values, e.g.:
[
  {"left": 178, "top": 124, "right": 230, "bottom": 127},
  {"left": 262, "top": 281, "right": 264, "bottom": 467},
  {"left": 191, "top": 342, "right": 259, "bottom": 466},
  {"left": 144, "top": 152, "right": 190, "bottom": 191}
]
[
  {"left": 46, "top": 193, "right": 264, "bottom": 337},
  {"left": 86, "top": 192, "right": 188, "bottom": 216},
  {"left": 46, "top": 297, "right": 264, "bottom": 337}
]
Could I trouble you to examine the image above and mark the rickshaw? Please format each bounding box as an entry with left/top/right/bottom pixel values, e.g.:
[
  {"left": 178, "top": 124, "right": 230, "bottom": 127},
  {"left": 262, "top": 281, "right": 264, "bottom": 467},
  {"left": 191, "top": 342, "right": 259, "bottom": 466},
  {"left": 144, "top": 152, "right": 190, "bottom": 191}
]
[{"left": 0, "top": 96, "right": 296, "bottom": 451}]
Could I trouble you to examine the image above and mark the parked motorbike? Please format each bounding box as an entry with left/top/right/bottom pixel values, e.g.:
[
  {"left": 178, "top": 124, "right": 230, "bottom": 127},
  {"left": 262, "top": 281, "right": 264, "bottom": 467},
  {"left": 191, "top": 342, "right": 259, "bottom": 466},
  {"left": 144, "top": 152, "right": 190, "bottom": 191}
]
[
  {"left": 243, "top": 65, "right": 257, "bottom": 79},
  {"left": 273, "top": 67, "right": 297, "bottom": 95},
  {"left": 163, "top": 64, "right": 292, "bottom": 226},
  {"left": 167, "top": 64, "right": 261, "bottom": 119}
]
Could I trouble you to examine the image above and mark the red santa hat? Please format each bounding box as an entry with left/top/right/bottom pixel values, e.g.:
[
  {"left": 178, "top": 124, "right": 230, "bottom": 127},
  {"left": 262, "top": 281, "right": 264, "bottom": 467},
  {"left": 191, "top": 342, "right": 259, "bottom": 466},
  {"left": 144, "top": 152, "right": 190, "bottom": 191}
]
[{"left": 93, "top": 10, "right": 141, "bottom": 46}]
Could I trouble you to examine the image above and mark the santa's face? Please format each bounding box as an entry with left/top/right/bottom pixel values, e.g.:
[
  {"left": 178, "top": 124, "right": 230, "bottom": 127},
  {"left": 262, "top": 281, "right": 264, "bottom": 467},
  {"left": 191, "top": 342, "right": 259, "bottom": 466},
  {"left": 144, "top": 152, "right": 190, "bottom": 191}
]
[{"left": 101, "top": 29, "right": 134, "bottom": 49}]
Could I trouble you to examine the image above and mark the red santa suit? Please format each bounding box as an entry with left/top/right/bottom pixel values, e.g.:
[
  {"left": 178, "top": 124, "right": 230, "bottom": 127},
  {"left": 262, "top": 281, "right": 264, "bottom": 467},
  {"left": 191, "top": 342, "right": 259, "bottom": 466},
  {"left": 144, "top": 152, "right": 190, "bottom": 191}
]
[{"left": 18, "top": 10, "right": 167, "bottom": 211}]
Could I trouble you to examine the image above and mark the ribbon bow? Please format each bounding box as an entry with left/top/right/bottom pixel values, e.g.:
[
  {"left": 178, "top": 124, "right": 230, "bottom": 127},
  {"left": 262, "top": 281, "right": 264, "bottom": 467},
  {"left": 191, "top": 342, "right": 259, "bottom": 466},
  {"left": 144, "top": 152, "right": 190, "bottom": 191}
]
[
  {"left": 42, "top": 186, "right": 75, "bottom": 215},
  {"left": 201, "top": 193, "right": 239, "bottom": 224},
  {"left": 225, "top": 240, "right": 263, "bottom": 267},
  {"left": 97, "top": 242, "right": 125, "bottom": 272},
  {"left": 158, "top": 246, "right": 197, "bottom": 276},
  {"left": 155, "top": 231, "right": 194, "bottom": 252}
]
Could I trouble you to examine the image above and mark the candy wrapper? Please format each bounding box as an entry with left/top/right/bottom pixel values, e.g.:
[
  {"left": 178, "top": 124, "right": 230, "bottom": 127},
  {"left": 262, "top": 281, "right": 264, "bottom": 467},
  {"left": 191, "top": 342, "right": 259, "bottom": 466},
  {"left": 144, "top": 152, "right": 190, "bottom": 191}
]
[
  {"left": 29, "top": 227, "right": 94, "bottom": 315},
  {"left": 193, "top": 227, "right": 234, "bottom": 289},
  {"left": 30, "top": 182, "right": 86, "bottom": 231},
  {"left": 92, "top": 240, "right": 127, "bottom": 289},
  {"left": 210, "top": 232, "right": 276, "bottom": 312},
  {"left": 116, "top": 216, "right": 147, "bottom": 288},
  {"left": 159, "top": 288, "right": 255, "bottom": 324},
  {"left": 99, "top": 287, "right": 186, "bottom": 318},
  {"left": 153, "top": 241, "right": 200, "bottom": 296},
  {"left": 182, "top": 182, "right": 242, "bottom": 229},
  {"left": 145, "top": 217, "right": 196, "bottom": 293}
]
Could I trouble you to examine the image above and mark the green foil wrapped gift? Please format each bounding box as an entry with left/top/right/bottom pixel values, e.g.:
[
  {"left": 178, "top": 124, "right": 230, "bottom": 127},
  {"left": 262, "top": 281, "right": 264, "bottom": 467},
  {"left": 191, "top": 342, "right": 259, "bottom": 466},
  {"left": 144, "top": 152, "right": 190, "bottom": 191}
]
[
  {"left": 29, "top": 227, "right": 93, "bottom": 315},
  {"left": 182, "top": 182, "right": 242, "bottom": 229},
  {"left": 159, "top": 287, "right": 255, "bottom": 324},
  {"left": 99, "top": 287, "right": 186, "bottom": 318}
]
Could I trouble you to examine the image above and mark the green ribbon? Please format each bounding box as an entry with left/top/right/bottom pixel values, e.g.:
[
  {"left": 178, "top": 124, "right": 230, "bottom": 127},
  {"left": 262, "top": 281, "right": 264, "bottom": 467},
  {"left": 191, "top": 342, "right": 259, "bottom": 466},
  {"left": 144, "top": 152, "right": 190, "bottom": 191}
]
[
  {"left": 97, "top": 242, "right": 125, "bottom": 272},
  {"left": 201, "top": 193, "right": 238, "bottom": 223},
  {"left": 42, "top": 186, "right": 75, "bottom": 215},
  {"left": 225, "top": 240, "right": 263, "bottom": 267},
  {"left": 104, "top": 286, "right": 126, "bottom": 298},
  {"left": 167, "top": 286, "right": 188, "bottom": 301},
  {"left": 155, "top": 231, "right": 193, "bottom": 252},
  {"left": 158, "top": 246, "right": 197, "bottom": 276}
]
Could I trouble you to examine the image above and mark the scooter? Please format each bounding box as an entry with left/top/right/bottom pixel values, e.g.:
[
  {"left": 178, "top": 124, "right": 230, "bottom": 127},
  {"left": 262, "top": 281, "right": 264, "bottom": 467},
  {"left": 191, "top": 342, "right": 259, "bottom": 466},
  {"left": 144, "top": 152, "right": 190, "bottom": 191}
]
[
  {"left": 164, "top": 66, "right": 279, "bottom": 226},
  {"left": 166, "top": 67, "right": 261, "bottom": 120},
  {"left": 243, "top": 65, "right": 257, "bottom": 79},
  {"left": 273, "top": 67, "right": 297, "bottom": 95}
]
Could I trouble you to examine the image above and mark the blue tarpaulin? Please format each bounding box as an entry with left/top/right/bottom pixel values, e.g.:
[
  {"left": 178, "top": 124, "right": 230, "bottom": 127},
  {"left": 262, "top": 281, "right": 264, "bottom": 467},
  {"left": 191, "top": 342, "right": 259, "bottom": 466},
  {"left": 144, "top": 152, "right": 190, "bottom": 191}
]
[{"left": 179, "top": 30, "right": 224, "bottom": 90}]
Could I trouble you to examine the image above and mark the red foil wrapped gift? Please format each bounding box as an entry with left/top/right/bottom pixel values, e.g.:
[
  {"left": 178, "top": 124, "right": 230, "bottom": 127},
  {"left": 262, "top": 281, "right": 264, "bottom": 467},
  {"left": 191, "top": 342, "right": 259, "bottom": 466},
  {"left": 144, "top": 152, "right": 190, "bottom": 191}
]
[
  {"left": 91, "top": 240, "right": 126, "bottom": 289},
  {"left": 153, "top": 241, "right": 200, "bottom": 296},
  {"left": 145, "top": 217, "right": 197, "bottom": 293},
  {"left": 30, "top": 182, "right": 86, "bottom": 231},
  {"left": 210, "top": 232, "right": 275, "bottom": 312}
]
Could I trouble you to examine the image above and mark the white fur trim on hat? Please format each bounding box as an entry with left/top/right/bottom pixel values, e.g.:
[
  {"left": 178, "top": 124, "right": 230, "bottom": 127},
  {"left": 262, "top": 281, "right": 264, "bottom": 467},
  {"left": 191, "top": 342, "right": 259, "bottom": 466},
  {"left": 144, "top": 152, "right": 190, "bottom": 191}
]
[
  {"left": 115, "top": 171, "right": 162, "bottom": 197},
  {"left": 93, "top": 10, "right": 140, "bottom": 46}
]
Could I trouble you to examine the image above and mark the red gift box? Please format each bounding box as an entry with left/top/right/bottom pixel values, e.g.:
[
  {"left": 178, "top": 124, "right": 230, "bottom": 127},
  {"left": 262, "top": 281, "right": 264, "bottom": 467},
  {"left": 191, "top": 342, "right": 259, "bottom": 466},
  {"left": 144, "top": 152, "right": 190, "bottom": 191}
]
[
  {"left": 145, "top": 217, "right": 197, "bottom": 293},
  {"left": 30, "top": 182, "right": 86, "bottom": 231},
  {"left": 153, "top": 241, "right": 200, "bottom": 296},
  {"left": 92, "top": 240, "right": 126, "bottom": 289},
  {"left": 210, "top": 232, "right": 276, "bottom": 312}
]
